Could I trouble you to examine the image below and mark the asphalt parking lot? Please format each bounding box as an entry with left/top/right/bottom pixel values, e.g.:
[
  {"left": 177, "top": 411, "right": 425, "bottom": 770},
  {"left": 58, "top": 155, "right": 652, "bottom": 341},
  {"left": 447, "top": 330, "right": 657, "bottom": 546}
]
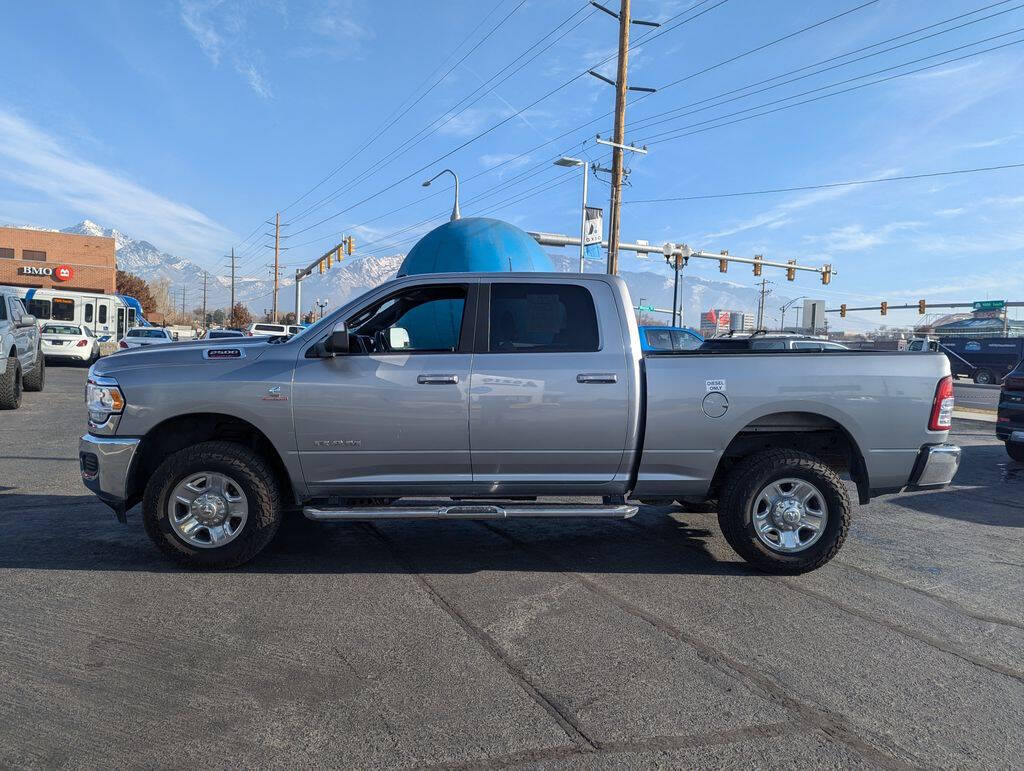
[{"left": 1, "top": 365, "right": 1022, "bottom": 768}]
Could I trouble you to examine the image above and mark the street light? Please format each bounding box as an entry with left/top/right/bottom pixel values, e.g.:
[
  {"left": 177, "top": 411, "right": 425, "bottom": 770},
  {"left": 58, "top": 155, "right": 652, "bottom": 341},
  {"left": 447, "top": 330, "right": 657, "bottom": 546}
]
[
  {"left": 780, "top": 296, "right": 806, "bottom": 331},
  {"left": 554, "top": 156, "right": 588, "bottom": 272},
  {"left": 422, "top": 169, "right": 461, "bottom": 221}
]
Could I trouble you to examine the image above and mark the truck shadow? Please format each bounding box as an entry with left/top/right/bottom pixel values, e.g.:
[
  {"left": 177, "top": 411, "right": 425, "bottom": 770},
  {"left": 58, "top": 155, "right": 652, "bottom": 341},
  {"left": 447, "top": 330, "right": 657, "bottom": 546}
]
[
  {"left": 891, "top": 443, "right": 1024, "bottom": 528},
  {"left": 0, "top": 493, "right": 743, "bottom": 575}
]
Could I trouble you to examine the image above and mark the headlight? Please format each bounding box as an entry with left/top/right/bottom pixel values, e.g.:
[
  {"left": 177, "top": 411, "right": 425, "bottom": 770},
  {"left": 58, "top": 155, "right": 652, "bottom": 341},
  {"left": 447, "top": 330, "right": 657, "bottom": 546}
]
[{"left": 86, "top": 374, "right": 125, "bottom": 423}]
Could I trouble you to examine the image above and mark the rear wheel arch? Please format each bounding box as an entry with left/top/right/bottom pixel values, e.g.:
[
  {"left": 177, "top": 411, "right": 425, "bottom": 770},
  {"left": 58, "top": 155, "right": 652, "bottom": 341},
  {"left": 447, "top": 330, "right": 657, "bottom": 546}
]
[
  {"left": 711, "top": 411, "right": 870, "bottom": 504},
  {"left": 127, "top": 412, "right": 297, "bottom": 511}
]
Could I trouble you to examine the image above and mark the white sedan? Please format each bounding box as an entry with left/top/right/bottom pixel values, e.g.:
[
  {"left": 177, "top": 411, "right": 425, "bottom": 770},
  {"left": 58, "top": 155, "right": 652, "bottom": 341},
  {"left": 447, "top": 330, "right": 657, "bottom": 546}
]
[
  {"left": 40, "top": 323, "right": 101, "bottom": 365},
  {"left": 118, "top": 327, "right": 176, "bottom": 349}
]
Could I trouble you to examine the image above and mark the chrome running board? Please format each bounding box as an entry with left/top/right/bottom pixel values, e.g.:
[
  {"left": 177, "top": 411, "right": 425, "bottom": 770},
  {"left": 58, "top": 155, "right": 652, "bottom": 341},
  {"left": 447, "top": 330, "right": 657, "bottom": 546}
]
[{"left": 303, "top": 502, "right": 638, "bottom": 521}]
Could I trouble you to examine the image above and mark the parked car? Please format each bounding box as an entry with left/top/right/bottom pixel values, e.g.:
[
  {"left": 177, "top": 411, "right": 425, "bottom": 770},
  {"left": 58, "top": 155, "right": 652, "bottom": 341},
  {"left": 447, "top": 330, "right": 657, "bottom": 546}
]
[
  {"left": 638, "top": 325, "right": 703, "bottom": 352},
  {"left": 203, "top": 328, "right": 245, "bottom": 339},
  {"left": 701, "top": 333, "right": 850, "bottom": 351},
  {"left": 996, "top": 361, "right": 1024, "bottom": 462},
  {"left": 118, "top": 327, "right": 177, "bottom": 349},
  {"left": 0, "top": 291, "right": 46, "bottom": 409},
  {"left": 79, "top": 273, "right": 959, "bottom": 572},
  {"left": 40, "top": 323, "right": 101, "bottom": 365},
  {"left": 245, "top": 322, "right": 290, "bottom": 338}
]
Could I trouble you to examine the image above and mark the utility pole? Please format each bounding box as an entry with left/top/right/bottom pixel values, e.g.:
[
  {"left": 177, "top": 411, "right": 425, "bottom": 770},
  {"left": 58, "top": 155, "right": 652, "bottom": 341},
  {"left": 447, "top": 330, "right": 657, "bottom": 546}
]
[
  {"left": 755, "top": 279, "right": 774, "bottom": 331},
  {"left": 179, "top": 286, "right": 187, "bottom": 321},
  {"left": 607, "top": 0, "right": 630, "bottom": 276},
  {"left": 272, "top": 212, "right": 281, "bottom": 323},
  {"left": 589, "top": 1, "right": 657, "bottom": 276},
  {"left": 226, "top": 247, "right": 236, "bottom": 319},
  {"left": 201, "top": 271, "right": 208, "bottom": 330}
]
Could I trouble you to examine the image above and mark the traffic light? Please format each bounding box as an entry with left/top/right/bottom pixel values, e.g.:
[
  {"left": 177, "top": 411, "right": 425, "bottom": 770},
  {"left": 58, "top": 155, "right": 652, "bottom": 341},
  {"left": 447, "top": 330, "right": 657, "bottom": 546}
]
[
  {"left": 881, "top": 301, "right": 888, "bottom": 316},
  {"left": 719, "top": 259, "right": 728, "bottom": 273},
  {"left": 318, "top": 259, "right": 324, "bottom": 274},
  {"left": 786, "top": 259, "right": 796, "bottom": 281},
  {"left": 753, "top": 254, "right": 762, "bottom": 276},
  {"left": 326, "top": 251, "right": 333, "bottom": 269},
  {"left": 346, "top": 235, "right": 355, "bottom": 255},
  {"left": 840, "top": 304, "right": 847, "bottom": 318},
  {"left": 821, "top": 264, "right": 832, "bottom": 285},
  {"left": 918, "top": 299, "right": 926, "bottom": 315}
]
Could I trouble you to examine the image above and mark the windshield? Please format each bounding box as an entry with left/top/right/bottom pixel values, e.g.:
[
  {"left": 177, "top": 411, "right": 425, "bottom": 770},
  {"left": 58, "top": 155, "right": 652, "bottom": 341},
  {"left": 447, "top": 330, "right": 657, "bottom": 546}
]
[{"left": 42, "top": 325, "right": 82, "bottom": 335}]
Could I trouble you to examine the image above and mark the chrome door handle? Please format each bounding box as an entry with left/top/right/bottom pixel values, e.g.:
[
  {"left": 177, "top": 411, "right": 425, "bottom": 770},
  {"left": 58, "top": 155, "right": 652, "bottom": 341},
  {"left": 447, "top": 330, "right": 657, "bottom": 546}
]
[
  {"left": 417, "top": 374, "right": 459, "bottom": 385},
  {"left": 577, "top": 373, "right": 618, "bottom": 384}
]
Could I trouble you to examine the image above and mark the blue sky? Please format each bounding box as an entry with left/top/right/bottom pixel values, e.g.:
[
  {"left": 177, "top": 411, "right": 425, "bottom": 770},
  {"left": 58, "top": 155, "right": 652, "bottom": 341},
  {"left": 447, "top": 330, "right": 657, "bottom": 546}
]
[{"left": 2, "top": 0, "right": 1023, "bottom": 326}]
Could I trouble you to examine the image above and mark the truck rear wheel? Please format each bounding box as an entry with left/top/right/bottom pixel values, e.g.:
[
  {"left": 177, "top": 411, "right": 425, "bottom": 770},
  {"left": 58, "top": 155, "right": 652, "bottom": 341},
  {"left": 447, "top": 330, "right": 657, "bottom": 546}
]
[
  {"left": 22, "top": 346, "right": 45, "bottom": 392},
  {"left": 717, "top": 449, "right": 850, "bottom": 574},
  {"left": 973, "top": 368, "right": 996, "bottom": 385},
  {"left": 1006, "top": 442, "right": 1024, "bottom": 463},
  {"left": 0, "top": 356, "right": 21, "bottom": 410},
  {"left": 142, "top": 441, "right": 282, "bottom": 569}
]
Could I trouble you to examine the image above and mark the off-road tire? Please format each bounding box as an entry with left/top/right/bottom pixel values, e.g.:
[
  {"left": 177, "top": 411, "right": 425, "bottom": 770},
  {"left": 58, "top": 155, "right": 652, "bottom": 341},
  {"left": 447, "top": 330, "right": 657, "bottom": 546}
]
[
  {"left": 143, "top": 441, "right": 282, "bottom": 569},
  {"left": 718, "top": 449, "right": 850, "bottom": 574},
  {"left": 0, "top": 356, "right": 21, "bottom": 410},
  {"left": 1006, "top": 442, "right": 1024, "bottom": 463},
  {"left": 22, "top": 346, "right": 45, "bottom": 392}
]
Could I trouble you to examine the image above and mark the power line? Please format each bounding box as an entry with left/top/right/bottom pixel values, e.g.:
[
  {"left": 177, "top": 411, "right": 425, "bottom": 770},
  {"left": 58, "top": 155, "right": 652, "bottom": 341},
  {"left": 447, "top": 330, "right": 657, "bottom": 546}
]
[
  {"left": 635, "top": 32, "right": 1024, "bottom": 145},
  {"left": 626, "top": 0, "right": 1024, "bottom": 134},
  {"left": 279, "top": 0, "right": 513, "bottom": 217},
  {"left": 282, "top": 0, "right": 722, "bottom": 243},
  {"left": 284, "top": 3, "right": 596, "bottom": 228},
  {"left": 624, "top": 162, "right": 1024, "bottom": 204}
]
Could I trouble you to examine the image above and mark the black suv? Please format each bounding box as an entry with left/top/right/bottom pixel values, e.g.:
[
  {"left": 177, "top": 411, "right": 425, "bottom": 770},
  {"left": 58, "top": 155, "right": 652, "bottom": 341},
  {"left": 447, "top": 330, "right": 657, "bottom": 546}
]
[{"left": 996, "top": 361, "right": 1024, "bottom": 462}]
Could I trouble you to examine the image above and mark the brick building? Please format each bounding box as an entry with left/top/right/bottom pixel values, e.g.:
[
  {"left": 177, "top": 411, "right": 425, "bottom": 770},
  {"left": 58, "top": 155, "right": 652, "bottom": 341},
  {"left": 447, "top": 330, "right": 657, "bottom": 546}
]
[{"left": 0, "top": 226, "right": 116, "bottom": 294}]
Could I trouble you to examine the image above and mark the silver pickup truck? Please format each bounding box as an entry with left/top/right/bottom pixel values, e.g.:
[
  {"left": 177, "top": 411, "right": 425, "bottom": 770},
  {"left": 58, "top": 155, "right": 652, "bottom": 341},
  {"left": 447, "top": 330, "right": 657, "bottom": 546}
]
[
  {"left": 80, "top": 273, "right": 959, "bottom": 572},
  {"left": 1, "top": 291, "right": 46, "bottom": 409}
]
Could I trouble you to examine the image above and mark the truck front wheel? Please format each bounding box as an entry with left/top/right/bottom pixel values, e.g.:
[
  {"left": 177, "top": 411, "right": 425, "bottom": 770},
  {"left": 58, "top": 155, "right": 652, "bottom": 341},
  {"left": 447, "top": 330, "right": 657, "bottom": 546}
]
[
  {"left": 717, "top": 449, "right": 850, "bottom": 574},
  {"left": 0, "top": 356, "right": 22, "bottom": 410},
  {"left": 142, "top": 441, "right": 282, "bottom": 569},
  {"left": 1006, "top": 442, "right": 1024, "bottom": 463},
  {"left": 22, "top": 346, "right": 45, "bottom": 392}
]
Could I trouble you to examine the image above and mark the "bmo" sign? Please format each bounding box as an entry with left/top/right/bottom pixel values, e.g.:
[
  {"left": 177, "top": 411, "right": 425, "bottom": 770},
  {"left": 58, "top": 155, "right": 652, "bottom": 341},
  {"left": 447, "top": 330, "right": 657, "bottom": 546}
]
[{"left": 17, "top": 264, "right": 75, "bottom": 282}]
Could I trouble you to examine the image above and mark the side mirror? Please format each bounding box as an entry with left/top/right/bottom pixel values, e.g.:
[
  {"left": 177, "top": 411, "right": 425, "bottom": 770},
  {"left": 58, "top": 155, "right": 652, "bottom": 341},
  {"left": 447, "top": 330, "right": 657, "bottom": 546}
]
[
  {"left": 18, "top": 314, "right": 37, "bottom": 328},
  {"left": 388, "top": 327, "right": 410, "bottom": 350},
  {"left": 318, "top": 321, "right": 349, "bottom": 358}
]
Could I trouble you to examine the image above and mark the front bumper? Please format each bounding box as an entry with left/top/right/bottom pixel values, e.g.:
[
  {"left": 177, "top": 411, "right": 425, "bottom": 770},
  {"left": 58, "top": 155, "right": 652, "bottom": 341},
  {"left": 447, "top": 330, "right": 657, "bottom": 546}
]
[
  {"left": 907, "top": 443, "right": 961, "bottom": 489},
  {"left": 79, "top": 434, "right": 140, "bottom": 521}
]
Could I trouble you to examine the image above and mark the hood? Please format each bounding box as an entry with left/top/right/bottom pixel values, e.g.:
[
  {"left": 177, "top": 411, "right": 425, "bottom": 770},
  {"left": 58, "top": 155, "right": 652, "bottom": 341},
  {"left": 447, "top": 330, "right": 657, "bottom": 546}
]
[{"left": 92, "top": 337, "right": 275, "bottom": 377}]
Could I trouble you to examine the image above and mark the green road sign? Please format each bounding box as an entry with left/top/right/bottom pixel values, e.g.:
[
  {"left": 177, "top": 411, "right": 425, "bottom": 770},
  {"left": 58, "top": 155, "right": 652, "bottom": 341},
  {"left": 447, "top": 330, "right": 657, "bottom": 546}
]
[
  {"left": 973, "top": 300, "right": 1006, "bottom": 311},
  {"left": 636, "top": 305, "right": 655, "bottom": 312}
]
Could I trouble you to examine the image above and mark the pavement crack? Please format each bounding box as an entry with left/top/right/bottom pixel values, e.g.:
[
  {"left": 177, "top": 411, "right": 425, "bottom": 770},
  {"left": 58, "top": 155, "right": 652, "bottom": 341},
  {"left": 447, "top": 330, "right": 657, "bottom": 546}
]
[
  {"left": 360, "top": 523, "right": 597, "bottom": 754},
  {"left": 482, "top": 521, "right": 920, "bottom": 770}
]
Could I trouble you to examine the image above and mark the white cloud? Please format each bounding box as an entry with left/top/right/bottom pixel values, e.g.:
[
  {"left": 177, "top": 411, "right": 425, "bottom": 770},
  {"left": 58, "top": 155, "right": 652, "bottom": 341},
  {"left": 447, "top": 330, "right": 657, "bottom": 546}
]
[
  {"left": 0, "top": 110, "right": 234, "bottom": 261},
  {"left": 958, "top": 133, "right": 1021, "bottom": 150},
  {"left": 179, "top": 0, "right": 223, "bottom": 64},
  {"left": 702, "top": 186, "right": 853, "bottom": 239},
  {"left": 805, "top": 221, "right": 922, "bottom": 252}
]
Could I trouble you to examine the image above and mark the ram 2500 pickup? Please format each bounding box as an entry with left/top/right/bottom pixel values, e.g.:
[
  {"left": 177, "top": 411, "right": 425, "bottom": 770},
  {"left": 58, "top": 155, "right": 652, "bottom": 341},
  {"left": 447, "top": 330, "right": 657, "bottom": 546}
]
[{"left": 80, "top": 273, "right": 960, "bottom": 572}]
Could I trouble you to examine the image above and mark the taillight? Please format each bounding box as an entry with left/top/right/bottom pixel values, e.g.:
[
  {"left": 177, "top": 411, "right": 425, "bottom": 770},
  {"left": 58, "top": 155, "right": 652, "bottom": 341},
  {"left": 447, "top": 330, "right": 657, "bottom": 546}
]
[
  {"left": 929, "top": 375, "right": 954, "bottom": 431},
  {"left": 118, "top": 340, "right": 128, "bottom": 349},
  {"left": 76, "top": 339, "right": 89, "bottom": 347}
]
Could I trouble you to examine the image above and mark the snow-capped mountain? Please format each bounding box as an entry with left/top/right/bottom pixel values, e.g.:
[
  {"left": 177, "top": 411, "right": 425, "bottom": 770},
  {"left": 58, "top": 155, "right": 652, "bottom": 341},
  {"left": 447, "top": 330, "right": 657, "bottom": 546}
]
[{"left": 26, "top": 220, "right": 792, "bottom": 325}]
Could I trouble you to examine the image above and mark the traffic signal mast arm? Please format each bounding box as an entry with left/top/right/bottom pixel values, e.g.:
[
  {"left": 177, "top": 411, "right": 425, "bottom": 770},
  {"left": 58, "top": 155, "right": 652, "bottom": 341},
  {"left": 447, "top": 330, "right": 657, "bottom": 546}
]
[
  {"left": 294, "top": 238, "right": 354, "bottom": 319},
  {"left": 529, "top": 231, "right": 835, "bottom": 282},
  {"left": 828, "top": 300, "right": 1024, "bottom": 314}
]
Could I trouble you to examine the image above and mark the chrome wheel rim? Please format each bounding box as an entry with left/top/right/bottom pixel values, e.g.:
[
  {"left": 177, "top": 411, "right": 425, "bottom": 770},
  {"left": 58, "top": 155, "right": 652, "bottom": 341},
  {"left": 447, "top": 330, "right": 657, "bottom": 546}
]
[
  {"left": 751, "top": 477, "right": 828, "bottom": 553},
  {"left": 167, "top": 472, "right": 248, "bottom": 549}
]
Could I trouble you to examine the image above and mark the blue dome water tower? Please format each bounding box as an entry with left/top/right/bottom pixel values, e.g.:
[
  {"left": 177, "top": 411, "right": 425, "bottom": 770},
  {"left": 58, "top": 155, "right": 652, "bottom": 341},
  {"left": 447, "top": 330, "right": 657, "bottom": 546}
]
[{"left": 398, "top": 217, "right": 553, "bottom": 276}]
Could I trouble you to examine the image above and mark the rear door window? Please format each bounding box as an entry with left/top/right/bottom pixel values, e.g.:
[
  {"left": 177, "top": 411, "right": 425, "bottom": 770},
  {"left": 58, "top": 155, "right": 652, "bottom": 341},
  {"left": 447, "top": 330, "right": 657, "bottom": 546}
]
[
  {"left": 671, "top": 329, "right": 702, "bottom": 350},
  {"left": 644, "top": 328, "right": 673, "bottom": 350},
  {"left": 488, "top": 283, "right": 598, "bottom": 352}
]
